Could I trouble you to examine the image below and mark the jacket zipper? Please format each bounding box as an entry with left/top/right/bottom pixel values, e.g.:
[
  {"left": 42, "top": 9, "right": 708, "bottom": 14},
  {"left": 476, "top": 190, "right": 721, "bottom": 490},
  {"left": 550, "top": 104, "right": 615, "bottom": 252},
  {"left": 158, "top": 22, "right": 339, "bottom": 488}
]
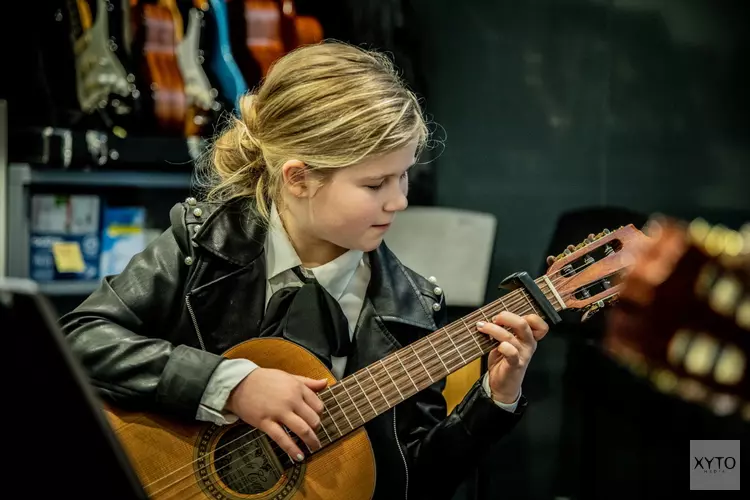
[
  {"left": 185, "top": 294, "right": 207, "bottom": 351},
  {"left": 393, "top": 408, "right": 409, "bottom": 500}
]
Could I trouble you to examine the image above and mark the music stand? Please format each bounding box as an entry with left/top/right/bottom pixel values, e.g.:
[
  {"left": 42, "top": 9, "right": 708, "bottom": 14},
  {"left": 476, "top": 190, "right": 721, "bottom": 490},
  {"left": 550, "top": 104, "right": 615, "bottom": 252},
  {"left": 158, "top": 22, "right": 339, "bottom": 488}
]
[{"left": 2, "top": 278, "right": 148, "bottom": 499}]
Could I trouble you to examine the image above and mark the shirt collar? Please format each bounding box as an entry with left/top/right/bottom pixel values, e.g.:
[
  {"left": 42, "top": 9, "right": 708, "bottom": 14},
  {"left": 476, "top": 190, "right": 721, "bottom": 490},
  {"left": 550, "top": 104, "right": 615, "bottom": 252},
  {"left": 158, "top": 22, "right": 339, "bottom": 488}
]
[{"left": 265, "top": 204, "right": 364, "bottom": 300}]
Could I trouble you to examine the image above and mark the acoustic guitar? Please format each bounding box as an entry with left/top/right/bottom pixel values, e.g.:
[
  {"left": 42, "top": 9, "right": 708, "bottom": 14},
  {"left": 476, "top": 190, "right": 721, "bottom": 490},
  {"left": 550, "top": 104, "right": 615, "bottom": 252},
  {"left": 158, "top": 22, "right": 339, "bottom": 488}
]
[
  {"left": 604, "top": 216, "right": 750, "bottom": 421},
  {"left": 102, "top": 224, "right": 646, "bottom": 499},
  {"left": 131, "top": 0, "right": 188, "bottom": 135}
]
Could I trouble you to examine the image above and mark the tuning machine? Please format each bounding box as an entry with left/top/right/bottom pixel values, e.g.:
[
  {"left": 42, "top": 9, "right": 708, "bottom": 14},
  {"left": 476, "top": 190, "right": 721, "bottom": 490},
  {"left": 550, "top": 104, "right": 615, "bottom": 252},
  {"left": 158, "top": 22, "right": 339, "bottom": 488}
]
[{"left": 581, "top": 295, "right": 619, "bottom": 322}]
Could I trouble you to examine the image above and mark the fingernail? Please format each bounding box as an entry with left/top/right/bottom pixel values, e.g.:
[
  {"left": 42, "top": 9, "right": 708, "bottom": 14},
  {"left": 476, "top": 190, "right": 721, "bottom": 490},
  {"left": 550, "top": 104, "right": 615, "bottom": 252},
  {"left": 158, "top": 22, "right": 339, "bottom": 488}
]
[
  {"left": 491, "top": 315, "right": 497, "bottom": 322},
  {"left": 296, "top": 453, "right": 304, "bottom": 461},
  {"left": 476, "top": 321, "right": 485, "bottom": 328}
]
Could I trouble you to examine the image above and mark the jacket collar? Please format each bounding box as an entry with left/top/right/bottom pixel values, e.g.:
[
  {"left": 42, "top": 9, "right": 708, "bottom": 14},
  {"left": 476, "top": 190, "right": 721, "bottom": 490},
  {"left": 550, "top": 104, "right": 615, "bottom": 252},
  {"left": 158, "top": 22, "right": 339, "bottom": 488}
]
[{"left": 193, "top": 202, "right": 437, "bottom": 332}]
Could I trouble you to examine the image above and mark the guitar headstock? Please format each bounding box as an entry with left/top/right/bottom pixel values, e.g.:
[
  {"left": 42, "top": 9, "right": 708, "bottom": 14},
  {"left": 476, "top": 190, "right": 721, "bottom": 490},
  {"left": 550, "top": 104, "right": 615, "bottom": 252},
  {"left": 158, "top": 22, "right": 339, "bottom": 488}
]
[
  {"left": 544, "top": 224, "right": 650, "bottom": 321},
  {"left": 604, "top": 216, "right": 750, "bottom": 420}
]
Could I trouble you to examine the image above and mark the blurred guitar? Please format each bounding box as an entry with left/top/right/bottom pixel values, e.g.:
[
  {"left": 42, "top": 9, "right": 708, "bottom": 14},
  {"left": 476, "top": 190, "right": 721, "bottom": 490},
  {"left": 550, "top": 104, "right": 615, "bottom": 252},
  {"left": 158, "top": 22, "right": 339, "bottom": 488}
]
[
  {"left": 207, "top": 0, "right": 248, "bottom": 111},
  {"left": 64, "top": 0, "right": 144, "bottom": 135},
  {"left": 172, "top": 0, "right": 223, "bottom": 136},
  {"left": 604, "top": 216, "right": 750, "bottom": 421},
  {"left": 131, "top": 0, "right": 187, "bottom": 135},
  {"left": 103, "top": 224, "right": 647, "bottom": 498}
]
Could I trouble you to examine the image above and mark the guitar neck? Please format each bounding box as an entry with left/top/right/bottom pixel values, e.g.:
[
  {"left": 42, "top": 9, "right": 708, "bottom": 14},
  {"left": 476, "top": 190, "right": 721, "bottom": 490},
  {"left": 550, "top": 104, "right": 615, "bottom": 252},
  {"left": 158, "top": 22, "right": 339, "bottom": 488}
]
[{"left": 313, "top": 276, "right": 564, "bottom": 449}]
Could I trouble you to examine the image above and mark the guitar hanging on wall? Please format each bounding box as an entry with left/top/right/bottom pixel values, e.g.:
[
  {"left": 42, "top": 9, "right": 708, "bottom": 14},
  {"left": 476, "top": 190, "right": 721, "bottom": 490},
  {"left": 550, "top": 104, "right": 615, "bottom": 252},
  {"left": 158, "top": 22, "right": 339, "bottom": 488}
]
[
  {"left": 64, "top": 0, "right": 144, "bottom": 135},
  {"left": 101, "top": 224, "right": 647, "bottom": 499}
]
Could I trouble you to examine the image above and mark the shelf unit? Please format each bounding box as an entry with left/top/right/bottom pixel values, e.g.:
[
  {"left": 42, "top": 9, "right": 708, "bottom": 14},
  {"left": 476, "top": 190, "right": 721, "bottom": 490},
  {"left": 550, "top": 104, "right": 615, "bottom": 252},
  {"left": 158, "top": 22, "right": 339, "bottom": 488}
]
[{"left": 5, "top": 163, "right": 193, "bottom": 296}]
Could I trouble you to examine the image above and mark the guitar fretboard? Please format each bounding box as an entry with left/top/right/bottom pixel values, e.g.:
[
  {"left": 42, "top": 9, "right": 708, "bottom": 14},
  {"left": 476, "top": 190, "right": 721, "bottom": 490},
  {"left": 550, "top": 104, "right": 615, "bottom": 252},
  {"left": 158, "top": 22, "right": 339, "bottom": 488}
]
[{"left": 311, "top": 276, "right": 563, "bottom": 450}]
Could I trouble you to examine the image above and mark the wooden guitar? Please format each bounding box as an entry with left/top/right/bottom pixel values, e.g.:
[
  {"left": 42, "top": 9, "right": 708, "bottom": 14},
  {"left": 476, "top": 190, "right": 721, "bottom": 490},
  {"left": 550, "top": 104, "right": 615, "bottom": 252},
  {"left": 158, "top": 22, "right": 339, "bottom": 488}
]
[
  {"left": 243, "top": 0, "right": 286, "bottom": 78},
  {"left": 604, "top": 216, "right": 750, "bottom": 421},
  {"left": 103, "top": 224, "right": 647, "bottom": 499},
  {"left": 131, "top": 0, "right": 188, "bottom": 135},
  {"left": 64, "top": 0, "right": 144, "bottom": 135}
]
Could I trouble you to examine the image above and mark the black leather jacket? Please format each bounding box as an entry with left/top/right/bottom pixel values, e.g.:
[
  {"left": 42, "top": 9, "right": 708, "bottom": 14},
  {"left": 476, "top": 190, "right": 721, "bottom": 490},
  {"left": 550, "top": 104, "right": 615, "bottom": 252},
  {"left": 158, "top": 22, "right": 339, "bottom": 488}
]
[{"left": 61, "top": 199, "right": 527, "bottom": 500}]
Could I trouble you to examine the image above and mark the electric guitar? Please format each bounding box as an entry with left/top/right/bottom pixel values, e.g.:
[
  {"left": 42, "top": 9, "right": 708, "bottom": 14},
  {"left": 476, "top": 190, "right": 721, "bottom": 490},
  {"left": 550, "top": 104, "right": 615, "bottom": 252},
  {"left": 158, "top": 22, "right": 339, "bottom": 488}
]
[
  {"left": 604, "top": 216, "right": 750, "bottom": 421},
  {"left": 171, "top": 0, "right": 223, "bottom": 136},
  {"left": 64, "top": 0, "right": 144, "bottom": 135},
  {"left": 207, "top": 0, "right": 249, "bottom": 111},
  {"left": 102, "top": 224, "right": 646, "bottom": 499}
]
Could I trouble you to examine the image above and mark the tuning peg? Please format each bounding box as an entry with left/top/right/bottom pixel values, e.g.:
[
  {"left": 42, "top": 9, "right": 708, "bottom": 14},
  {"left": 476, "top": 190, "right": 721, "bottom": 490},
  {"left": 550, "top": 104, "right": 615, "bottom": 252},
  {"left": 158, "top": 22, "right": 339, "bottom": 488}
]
[
  {"left": 688, "top": 218, "right": 711, "bottom": 245},
  {"left": 546, "top": 255, "right": 556, "bottom": 266}
]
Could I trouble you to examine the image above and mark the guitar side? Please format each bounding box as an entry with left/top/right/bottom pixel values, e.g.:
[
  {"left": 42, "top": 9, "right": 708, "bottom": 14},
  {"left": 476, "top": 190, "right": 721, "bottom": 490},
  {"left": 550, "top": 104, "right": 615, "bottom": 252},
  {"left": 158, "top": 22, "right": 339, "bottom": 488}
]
[{"left": 103, "top": 338, "right": 376, "bottom": 500}]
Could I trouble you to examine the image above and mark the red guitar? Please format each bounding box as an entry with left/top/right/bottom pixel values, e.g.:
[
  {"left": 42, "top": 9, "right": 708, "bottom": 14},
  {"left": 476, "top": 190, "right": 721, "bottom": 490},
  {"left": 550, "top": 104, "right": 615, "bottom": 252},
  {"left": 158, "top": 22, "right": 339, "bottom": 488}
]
[{"left": 604, "top": 216, "right": 750, "bottom": 421}]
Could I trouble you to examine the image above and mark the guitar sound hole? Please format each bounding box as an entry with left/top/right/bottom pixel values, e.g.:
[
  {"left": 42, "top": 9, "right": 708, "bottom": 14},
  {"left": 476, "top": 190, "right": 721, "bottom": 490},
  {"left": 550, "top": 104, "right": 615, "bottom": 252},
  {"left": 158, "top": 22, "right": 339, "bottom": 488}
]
[{"left": 213, "top": 426, "right": 286, "bottom": 494}]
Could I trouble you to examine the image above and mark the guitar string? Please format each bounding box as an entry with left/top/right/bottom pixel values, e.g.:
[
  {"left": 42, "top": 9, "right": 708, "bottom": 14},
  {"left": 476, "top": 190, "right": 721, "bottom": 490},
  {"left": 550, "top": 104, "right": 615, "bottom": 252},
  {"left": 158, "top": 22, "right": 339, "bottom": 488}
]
[
  {"left": 313, "top": 257, "right": 617, "bottom": 431},
  {"left": 143, "top": 284, "right": 551, "bottom": 493},
  {"left": 156, "top": 273, "right": 622, "bottom": 499},
  {"left": 144, "top": 256, "right": 610, "bottom": 493},
  {"left": 145, "top": 274, "right": 600, "bottom": 494},
  {"left": 148, "top": 283, "right": 580, "bottom": 498},
  {"left": 149, "top": 302, "right": 544, "bottom": 500},
  {"left": 145, "top": 295, "right": 540, "bottom": 497}
]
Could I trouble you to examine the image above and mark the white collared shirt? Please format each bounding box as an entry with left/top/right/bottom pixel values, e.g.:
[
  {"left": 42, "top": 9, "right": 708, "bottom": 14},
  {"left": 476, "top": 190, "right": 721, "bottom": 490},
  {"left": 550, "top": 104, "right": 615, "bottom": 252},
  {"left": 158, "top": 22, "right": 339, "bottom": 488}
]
[{"left": 196, "top": 205, "right": 517, "bottom": 424}]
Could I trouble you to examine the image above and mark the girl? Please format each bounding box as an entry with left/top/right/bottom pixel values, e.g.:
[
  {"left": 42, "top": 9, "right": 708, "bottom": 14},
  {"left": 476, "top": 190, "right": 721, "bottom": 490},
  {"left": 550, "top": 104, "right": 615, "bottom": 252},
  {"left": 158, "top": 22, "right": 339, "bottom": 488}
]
[{"left": 62, "top": 41, "right": 549, "bottom": 500}]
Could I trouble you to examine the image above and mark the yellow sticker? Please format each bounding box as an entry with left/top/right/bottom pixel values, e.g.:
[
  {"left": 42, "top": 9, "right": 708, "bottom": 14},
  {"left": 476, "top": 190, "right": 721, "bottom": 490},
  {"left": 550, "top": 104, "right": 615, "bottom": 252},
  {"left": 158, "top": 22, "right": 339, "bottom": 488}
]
[{"left": 51, "top": 241, "right": 86, "bottom": 273}]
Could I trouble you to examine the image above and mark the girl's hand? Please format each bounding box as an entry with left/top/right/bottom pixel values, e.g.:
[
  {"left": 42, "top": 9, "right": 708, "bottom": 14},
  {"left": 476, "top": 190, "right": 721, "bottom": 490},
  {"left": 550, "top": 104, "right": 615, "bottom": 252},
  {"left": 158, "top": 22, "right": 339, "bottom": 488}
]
[
  {"left": 476, "top": 312, "right": 549, "bottom": 403},
  {"left": 226, "top": 367, "right": 327, "bottom": 461}
]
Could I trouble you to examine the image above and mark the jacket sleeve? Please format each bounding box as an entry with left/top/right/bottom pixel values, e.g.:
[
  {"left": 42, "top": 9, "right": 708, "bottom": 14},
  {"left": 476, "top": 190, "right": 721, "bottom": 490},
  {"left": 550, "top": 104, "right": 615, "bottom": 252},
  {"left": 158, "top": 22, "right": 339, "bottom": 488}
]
[
  {"left": 403, "top": 293, "right": 527, "bottom": 500},
  {"left": 60, "top": 203, "right": 224, "bottom": 419}
]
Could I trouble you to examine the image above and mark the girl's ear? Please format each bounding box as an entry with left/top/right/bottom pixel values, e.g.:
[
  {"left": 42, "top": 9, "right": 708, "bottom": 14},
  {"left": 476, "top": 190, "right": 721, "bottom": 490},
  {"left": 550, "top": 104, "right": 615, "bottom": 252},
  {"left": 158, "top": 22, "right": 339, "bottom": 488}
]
[{"left": 281, "top": 159, "right": 312, "bottom": 197}]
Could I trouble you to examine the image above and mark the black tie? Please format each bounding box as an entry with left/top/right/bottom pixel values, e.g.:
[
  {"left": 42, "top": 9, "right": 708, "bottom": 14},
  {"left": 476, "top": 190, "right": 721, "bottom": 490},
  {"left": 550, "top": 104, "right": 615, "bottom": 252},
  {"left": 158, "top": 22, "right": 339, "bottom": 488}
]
[{"left": 258, "top": 266, "right": 353, "bottom": 367}]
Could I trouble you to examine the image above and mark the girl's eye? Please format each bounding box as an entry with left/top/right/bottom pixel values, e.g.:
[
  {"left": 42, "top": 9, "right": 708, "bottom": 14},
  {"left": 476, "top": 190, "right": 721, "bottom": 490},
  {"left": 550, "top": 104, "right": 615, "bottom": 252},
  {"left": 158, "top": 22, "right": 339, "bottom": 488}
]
[{"left": 366, "top": 183, "right": 384, "bottom": 190}]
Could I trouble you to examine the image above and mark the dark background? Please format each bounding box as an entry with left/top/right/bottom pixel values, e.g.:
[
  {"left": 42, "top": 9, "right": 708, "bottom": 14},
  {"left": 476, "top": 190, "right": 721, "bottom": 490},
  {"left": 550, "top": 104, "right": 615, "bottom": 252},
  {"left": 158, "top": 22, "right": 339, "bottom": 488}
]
[{"left": 3, "top": 1, "right": 749, "bottom": 499}]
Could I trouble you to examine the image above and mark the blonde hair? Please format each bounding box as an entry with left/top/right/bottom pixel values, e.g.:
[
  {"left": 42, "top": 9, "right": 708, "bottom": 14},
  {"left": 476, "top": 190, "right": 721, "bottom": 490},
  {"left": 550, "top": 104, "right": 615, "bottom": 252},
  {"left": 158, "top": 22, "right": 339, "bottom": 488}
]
[{"left": 197, "top": 40, "right": 429, "bottom": 223}]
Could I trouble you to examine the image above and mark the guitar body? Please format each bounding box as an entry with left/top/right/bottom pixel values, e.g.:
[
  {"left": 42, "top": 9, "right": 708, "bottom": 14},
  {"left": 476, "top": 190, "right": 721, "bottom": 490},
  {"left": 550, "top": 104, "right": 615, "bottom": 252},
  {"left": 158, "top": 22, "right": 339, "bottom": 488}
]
[
  {"left": 132, "top": 0, "right": 188, "bottom": 135},
  {"left": 104, "top": 338, "right": 376, "bottom": 499},
  {"left": 244, "top": 0, "right": 285, "bottom": 77},
  {"left": 207, "top": 0, "right": 249, "bottom": 111}
]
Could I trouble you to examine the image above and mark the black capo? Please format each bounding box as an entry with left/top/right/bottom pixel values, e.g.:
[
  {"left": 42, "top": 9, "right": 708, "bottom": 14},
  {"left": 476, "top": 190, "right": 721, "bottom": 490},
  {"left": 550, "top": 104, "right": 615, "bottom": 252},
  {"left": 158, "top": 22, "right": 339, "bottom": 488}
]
[{"left": 499, "top": 271, "right": 562, "bottom": 325}]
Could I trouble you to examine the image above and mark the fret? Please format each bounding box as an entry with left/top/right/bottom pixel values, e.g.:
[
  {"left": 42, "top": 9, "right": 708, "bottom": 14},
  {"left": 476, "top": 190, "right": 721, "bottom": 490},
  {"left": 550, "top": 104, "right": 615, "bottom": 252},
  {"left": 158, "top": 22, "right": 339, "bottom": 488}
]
[
  {"left": 380, "top": 359, "right": 404, "bottom": 400},
  {"left": 498, "top": 296, "right": 509, "bottom": 311},
  {"left": 339, "top": 379, "right": 366, "bottom": 424},
  {"left": 317, "top": 409, "right": 334, "bottom": 443},
  {"left": 427, "top": 335, "right": 450, "bottom": 373},
  {"left": 394, "top": 350, "right": 419, "bottom": 392},
  {"left": 521, "top": 290, "right": 537, "bottom": 315},
  {"left": 327, "top": 386, "right": 355, "bottom": 430},
  {"left": 320, "top": 395, "right": 343, "bottom": 438},
  {"left": 460, "top": 317, "right": 485, "bottom": 354},
  {"left": 352, "top": 373, "right": 378, "bottom": 416},
  {"left": 365, "top": 365, "right": 390, "bottom": 407},
  {"left": 445, "top": 327, "right": 468, "bottom": 364},
  {"left": 413, "top": 343, "right": 435, "bottom": 383}
]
